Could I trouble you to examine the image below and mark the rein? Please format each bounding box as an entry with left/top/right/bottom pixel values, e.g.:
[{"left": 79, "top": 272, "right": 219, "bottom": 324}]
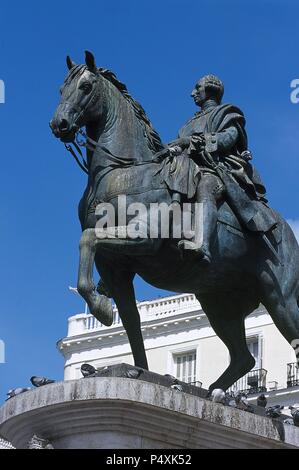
[
  {"left": 64, "top": 128, "right": 165, "bottom": 174},
  {"left": 64, "top": 140, "right": 89, "bottom": 174}
]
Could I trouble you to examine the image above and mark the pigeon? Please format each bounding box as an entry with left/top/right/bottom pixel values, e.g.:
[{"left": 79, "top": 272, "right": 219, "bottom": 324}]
[
  {"left": 235, "top": 392, "right": 248, "bottom": 407},
  {"left": 164, "top": 374, "right": 189, "bottom": 390},
  {"left": 125, "top": 367, "right": 143, "bottom": 379},
  {"left": 81, "top": 363, "right": 97, "bottom": 377},
  {"left": 30, "top": 376, "right": 55, "bottom": 387},
  {"left": 164, "top": 374, "right": 178, "bottom": 382},
  {"left": 97, "top": 366, "right": 110, "bottom": 376},
  {"left": 171, "top": 384, "right": 183, "bottom": 391},
  {"left": 6, "top": 388, "right": 31, "bottom": 400},
  {"left": 284, "top": 418, "right": 294, "bottom": 425},
  {"left": 257, "top": 394, "right": 267, "bottom": 408},
  {"left": 211, "top": 388, "right": 226, "bottom": 404},
  {"left": 235, "top": 392, "right": 254, "bottom": 413},
  {"left": 289, "top": 406, "right": 299, "bottom": 427},
  {"left": 224, "top": 393, "right": 237, "bottom": 407},
  {"left": 266, "top": 405, "right": 284, "bottom": 419}
]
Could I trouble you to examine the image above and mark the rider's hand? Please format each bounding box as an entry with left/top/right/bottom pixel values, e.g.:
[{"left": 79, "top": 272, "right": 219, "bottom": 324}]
[
  {"left": 169, "top": 145, "right": 182, "bottom": 156},
  {"left": 190, "top": 133, "right": 206, "bottom": 151},
  {"left": 167, "top": 137, "right": 190, "bottom": 149}
]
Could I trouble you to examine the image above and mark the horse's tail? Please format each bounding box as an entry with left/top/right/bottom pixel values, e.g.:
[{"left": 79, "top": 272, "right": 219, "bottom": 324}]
[{"left": 280, "top": 215, "right": 299, "bottom": 295}]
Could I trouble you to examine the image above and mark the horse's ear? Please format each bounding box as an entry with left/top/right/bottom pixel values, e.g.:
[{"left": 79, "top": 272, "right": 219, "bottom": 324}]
[
  {"left": 85, "top": 50, "right": 97, "bottom": 72},
  {"left": 66, "top": 55, "right": 76, "bottom": 70}
]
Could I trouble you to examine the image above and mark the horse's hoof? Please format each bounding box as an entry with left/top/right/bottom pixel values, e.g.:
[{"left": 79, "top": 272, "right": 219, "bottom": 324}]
[{"left": 90, "top": 294, "right": 114, "bottom": 327}]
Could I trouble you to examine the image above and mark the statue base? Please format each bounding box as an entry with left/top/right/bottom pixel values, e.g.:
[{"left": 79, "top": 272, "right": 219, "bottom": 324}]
[{"left": 0, "top": 364, "right": 299, "bottom": 449}]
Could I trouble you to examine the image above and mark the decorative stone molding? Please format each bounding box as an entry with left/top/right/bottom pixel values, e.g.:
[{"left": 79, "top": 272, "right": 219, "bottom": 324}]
[
  {"left": 0, "top": 436, "right": 15, "bottom": 449},
  {"left": 0, "top": 377, "right": 298, "bottom": 449}
]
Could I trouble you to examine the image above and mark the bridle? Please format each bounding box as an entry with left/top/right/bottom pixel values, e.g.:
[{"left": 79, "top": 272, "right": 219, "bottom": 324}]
[
  {"left": 62, "top": 70, "right": 165, "bottom": 174},
  {"left": 63, "top": 71, "right": 103, "bottom": 175}
]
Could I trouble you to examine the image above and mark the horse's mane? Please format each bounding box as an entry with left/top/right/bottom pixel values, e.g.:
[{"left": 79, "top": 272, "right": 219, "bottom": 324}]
[
  {"left": 64, "top": 64, "right": 163, "bottom": 153},
  {"left": 98, "top": 67, "right": 163, "bottom": 153}
]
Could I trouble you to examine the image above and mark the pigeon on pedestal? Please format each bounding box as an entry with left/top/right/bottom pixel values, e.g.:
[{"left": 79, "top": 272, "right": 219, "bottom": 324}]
[
  {"left": 81, "top": 363, "right": 97, "bottom": 377},
  {"left": 30, "top": 376, "right": 55, "bottom": 387},
  {"left": 266, "top": 405, "right": 284, "bottom": 419},
  {"left": 257, "top": 394, "right": 267, "bottom": 408},
  {"left": 6, "top": 388, "right": 31, "bottom": 400},
  {"left": 225, "top": 393, "right": 237, "bottom": 408},
  {"left": 289, "top": 406, "right": 299, "bottom": 427},
  {"left": 235, "top": 392, "right": 254, "bottom": 413},
  {"left": 211, "top": 389, "right": 226, "bottom": 404}
]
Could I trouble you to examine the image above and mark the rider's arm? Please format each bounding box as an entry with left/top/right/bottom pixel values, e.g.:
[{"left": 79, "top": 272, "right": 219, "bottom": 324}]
[
  {"left": 205, "top": 126, "right": 238, "bottom": 154},
  {"left": 167, "top": 125, "right": 238, "bottom": 156},
  {"left": 165, "top": 136, "right": 192, "bottom": 157},
  {"left": 167, "top": 136, "right": 191, "bottom": 149}
]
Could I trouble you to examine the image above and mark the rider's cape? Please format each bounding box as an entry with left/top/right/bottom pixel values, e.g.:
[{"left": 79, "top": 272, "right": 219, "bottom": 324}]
[{"left": 157, "top": 104, "right": 277, "bottom": 233}]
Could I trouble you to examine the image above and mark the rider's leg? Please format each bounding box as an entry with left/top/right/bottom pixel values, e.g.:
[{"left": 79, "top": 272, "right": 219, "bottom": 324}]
[
  {"left": 178, "top": 173, "right": 223, "bottom": 264},
  {"left": 194, "top": 173, "right": 223, "bottom": 263}
]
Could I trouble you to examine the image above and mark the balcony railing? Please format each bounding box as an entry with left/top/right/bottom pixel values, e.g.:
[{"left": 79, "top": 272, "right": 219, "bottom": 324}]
[
  {"left": 228, "top": 368, "right": 267, "bottom": 395},
  {"left": 83, "top": 293, "right": 201, "bottom": 332},
  {"left": 85, "top": 310, "right": 122, "bottom": 331},
  {"left": 287, "top": 362, "right": 299, "bottom": 388}
]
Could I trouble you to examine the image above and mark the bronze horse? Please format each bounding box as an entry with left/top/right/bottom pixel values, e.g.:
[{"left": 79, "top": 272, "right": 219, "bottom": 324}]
[{"left": 50, "top": 51, "right": 299, "bottom": 393}]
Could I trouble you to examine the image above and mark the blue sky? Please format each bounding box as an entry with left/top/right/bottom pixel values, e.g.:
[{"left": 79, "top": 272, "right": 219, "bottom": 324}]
[{"left": 0, "top": 0, "right": 299, "bottom": 402}]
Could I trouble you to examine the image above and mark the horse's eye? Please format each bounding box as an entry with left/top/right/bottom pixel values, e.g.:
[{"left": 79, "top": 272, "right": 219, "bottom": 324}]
[{"left": 80, "top": 82, "right": 92, "bottom": 94}]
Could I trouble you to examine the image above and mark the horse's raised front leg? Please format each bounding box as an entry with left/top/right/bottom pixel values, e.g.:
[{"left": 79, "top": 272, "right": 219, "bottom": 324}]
[{"left": 77, "top": 228, "right": 113, "bottom": 326}]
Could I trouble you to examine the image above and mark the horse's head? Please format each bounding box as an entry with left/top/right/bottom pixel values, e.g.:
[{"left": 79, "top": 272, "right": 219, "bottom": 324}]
[{"left": 50, "top": 51, "right": 102, "bottom": 143}]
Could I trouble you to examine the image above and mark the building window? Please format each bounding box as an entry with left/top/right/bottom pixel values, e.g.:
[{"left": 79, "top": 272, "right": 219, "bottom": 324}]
[
  {"left": 174, "top": 351, "right": 196, "bottom": 383},
  {"left": 246, "top": 336, "right": 262, "bottom": 369}
]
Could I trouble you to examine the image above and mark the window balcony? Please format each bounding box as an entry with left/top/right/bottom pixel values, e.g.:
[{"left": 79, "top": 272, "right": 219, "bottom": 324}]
[
  {"left": 287, "top": 362, "right": 299, "bottom": 388},
  {"left": 228, "top": 368, "right": 268, "bottom": 395}
]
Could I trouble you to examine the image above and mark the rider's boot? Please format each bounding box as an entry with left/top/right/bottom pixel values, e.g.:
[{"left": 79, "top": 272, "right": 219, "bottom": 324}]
[
  {"left": 178, "top": 198, "right": 217, "bottom": 265},
  {"left": 194, "top": 198, "right": 217, "bottom": 264},
  {"left": 178, "top": 173, "right": 222, "bottom": 264}
]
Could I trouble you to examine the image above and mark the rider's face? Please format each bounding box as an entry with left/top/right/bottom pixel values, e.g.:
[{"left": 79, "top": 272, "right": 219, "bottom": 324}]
[{"left": 191, "top": 80, "right": 206, "bottom": 107}]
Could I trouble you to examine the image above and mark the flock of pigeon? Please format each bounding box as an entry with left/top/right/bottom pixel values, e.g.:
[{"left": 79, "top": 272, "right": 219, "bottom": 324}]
[
  {"left": 4, "top": 366, "right": 299, "bottom": 428},
  {"left": 210, "top": 388, "right": 299, "bottom": 426},
  {"left": 6, "top": 376, "right": 55, "bottom": 400}
]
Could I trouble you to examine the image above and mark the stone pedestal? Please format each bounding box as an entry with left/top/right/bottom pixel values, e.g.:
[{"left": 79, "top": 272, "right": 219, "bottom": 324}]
[{"left": 0, "top": 376, "right": 299, "bottom": 449}]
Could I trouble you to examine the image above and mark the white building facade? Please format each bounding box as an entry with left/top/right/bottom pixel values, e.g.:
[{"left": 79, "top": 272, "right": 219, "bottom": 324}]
[{"left": 58, "top": 293, "right": 299, "bottom": 404}]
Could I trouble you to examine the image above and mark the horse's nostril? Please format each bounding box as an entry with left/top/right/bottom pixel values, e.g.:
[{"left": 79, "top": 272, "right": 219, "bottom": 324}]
[{"left": 59, "top": 119, "right": 69, "bottom": 132}]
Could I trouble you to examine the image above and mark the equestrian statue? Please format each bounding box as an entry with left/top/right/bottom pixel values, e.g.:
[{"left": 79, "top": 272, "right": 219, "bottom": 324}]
[{"left": 50, "top": 51, "right": 299, "bottom": 393}]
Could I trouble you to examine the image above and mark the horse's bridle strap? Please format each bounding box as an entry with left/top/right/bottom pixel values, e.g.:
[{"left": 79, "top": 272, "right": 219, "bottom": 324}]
[{"left": 65, "top": 142, "right": 89, "bottom": 174}]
